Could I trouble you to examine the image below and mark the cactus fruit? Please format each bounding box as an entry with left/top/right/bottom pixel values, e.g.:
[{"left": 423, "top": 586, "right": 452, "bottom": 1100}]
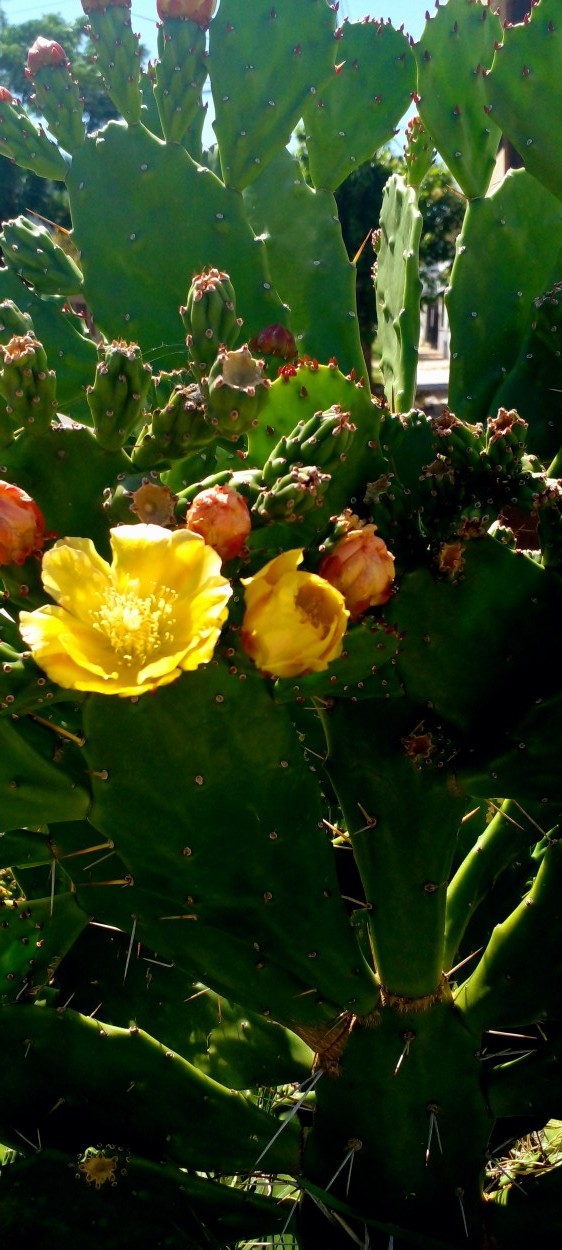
[
  {"left": 86, "top": 339, "right": 151, "bottom": 452},
  {"left": 181, "top": 268, "right": 242, "bottom": 377}
]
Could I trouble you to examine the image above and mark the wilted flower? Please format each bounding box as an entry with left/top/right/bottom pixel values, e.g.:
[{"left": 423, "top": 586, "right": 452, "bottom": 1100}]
[
  {"left": 318, "top": 519, "right": 395, "bottom": 618},
  {"left": 241, "top": 549, "right": 349, "bottom": 679},
  {"left": 19, "top": 524, "right": 232, "bottom": 697},
  {"left": 185, "top": 484, "right": 251, "bottom": 562},
  {"left": 156, "top": 0, "right": 217, "bottom": 27},
  {"left": 130, "top": 481, "right": 176, "bottom": 526},
  {"left": 0, "top": 481, "right": 45, "bottom": 566}
]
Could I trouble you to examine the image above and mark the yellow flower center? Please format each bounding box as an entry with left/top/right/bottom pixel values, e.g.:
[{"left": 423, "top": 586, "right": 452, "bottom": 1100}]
[
  {"left": 92, "top": 584, "right": 178, "bottom": 665},
  {"left": 78, "top": 1153, "right": 118, "bottom": 1189},
  {"left": 295, "top": 582, "right": 333, "bottom": 635}
]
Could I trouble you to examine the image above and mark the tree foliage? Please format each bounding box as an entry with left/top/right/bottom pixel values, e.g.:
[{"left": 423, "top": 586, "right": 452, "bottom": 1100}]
[
  {"left": 334, "top": 150, "right": 465, "bottom": 363},
  {"left": 0, "top": 5, "right": 142, "bottom": 228},
  {"left": 0, "top": 6, "right": 120, "bottom": 129}
]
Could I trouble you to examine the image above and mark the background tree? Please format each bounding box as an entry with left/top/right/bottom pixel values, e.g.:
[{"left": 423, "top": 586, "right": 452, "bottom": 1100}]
[
  {"left": 335, "top": 151, "right": 466, "bottom": 371},
  {"left": 0, "top": 5, "right": 144, "bottom": 228},
  {"left": 334, "top": 154, "right": 396, "bottom": 376}
]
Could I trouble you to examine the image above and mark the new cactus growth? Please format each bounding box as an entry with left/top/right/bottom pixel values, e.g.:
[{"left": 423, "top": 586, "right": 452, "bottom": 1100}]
[{"left": 1, "top": 1, "right": 562, "bottom": 1247}]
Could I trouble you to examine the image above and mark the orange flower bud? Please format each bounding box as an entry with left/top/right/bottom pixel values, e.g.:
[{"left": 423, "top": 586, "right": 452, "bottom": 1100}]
[
  {"left": 0, "top": 481, "right": 45, "bottom": 566},
  {"left": 185, "top": 484, "right": 251, "bottom": 562},
  {"left": 318, "top": 522, "right": 395, "bottom": 619}
]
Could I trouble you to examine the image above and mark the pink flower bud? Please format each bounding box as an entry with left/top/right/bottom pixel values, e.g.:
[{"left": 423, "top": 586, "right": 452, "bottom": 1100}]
[
  {"left": 185, "top": 484, "right": 251, "bottom": 562},
  {"left": 156, "top": 0, "right": 217, "bottom": 28},
  {"left": 0, "top": 481, "right": 45, "bottom": 566},
  {"left": 0, "top": 87, "right": 15, "bottom": 103},
  {"left": 318, "top": 521, "right": 395, "bottom": 618},
  {"left": 26, "top": 38, "right": 68, "bottom": 76}
]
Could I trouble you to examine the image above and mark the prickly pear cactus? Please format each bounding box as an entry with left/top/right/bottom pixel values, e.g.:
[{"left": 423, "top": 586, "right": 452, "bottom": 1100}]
[{"left": 1, "top": 3, "right": 562, "bottom": 1249}]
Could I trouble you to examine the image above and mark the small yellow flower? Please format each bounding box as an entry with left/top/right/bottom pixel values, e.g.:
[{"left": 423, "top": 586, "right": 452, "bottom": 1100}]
[
  {"left": 241, "top": 549, "right": 349, "bottom": 679},
  {"left": 19, "top": 524, "right": 232, "bottom": 697}
]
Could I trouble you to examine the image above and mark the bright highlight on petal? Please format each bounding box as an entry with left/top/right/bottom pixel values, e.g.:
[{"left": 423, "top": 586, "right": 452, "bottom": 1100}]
[
  {"left": 19, "top": 524, "right": 232, "bottom": 697},
  {"left": 241, "top": 549, "right": 349, "bottom": 679}
]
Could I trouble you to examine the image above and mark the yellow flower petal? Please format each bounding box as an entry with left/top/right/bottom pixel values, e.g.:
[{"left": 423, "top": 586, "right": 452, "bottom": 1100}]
[
  {"left": 19, "top": 605, "right": 116, "bottom": 691},
  {"left": 110, "top": 524, "right": 222, "bottom": 598},
  {"left": 241, "top": 551, "right": 349, "bottom": 678},
  {"left": 40, "top": 537, "right": 113, "bottom": 622}
]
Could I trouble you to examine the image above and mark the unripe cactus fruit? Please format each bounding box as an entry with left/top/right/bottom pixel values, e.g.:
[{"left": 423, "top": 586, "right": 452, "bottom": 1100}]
[
  {"left": 132, "top": 382, "right": 215, "bottom": 470},
  {"left": 87, "top": 339, "right": 152, "bottom": 452},
  {"left": 181, "top": 268, "right": 242, "bottom": 375},
  {"left": 0, "top": 332, "right": 57, "bottom": 431},
  {"left": 185, "top": 484, "right": 251, "bottom": 562},
  {"left": 206, "top": 345, "right": 270, "bottom": 440},
  {"left": 0, "top": 481, "right": 45, "bottom": 565},
  {"left": 318, "top": 513, "right": 396, "bottom": 617}
]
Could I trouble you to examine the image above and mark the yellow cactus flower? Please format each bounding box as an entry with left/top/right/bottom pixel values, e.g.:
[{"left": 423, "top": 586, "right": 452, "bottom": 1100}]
[
  {"left": 19, "top": 524, "right": 232, "bottom": 697},
  {"left": 241, "top": 549, "right": 349, "bottom": 679}
]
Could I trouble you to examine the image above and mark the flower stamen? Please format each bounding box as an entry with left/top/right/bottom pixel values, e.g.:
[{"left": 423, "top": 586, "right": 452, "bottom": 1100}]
[{"left": 92, "top": 585, "right": 179, "bottom": 666}]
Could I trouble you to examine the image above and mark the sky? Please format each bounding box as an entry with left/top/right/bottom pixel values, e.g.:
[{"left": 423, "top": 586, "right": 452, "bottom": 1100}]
[{"left": 1, "top": 1, "right": 431, "bottom": 61}]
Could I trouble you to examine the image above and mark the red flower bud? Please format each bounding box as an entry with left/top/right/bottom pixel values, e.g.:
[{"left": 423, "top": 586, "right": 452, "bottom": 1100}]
[
  {"left": 0, "top": 87, "right": 15, "bottom": 103},
  {"left": 249, "top": 324, "right": 298, "bottom": 360},
  {"left": 318, "top": 520, "right": 395, "bottom": 618},
  {"left": 26, "top": 38, "right": 68, "bottom": 76},
  {"left": 0, "top": 481, "right": 45, "bottom": 566},
  {"left": 156, "top": 0, "right": 217, "bottom": 28},
  {"left": 185, "top": 484, "right": 251, "bottom": 562}
]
